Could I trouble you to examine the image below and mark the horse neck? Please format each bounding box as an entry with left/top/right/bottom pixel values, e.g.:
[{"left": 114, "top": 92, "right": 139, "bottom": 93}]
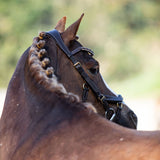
[
  {"left": 1, "top": 45, "right": 63, "bottom": 128},
  {"left": 0, "top": 48, "right": 36, "bottom": 159},
  {"left": 0, "top": 46, "right": 83, "bottom": 160},
  {"left": 2, "top": 48, "right": 29, "bottom": 116}
]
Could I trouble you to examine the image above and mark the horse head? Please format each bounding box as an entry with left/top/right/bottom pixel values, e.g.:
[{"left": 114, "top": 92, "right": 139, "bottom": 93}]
[{"left": 26, "top": 14, "right": 137, "bottom": 129}]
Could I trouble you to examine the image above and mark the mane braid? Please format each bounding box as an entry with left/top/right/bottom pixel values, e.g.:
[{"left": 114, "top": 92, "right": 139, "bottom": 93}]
[{"left": 27, "top": 32, "right": 97, "bottom": 113}]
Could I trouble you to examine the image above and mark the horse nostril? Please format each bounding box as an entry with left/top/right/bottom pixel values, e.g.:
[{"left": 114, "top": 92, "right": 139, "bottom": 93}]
[{"left": 129, "top": 111, "right": 138, "bottom": 128}]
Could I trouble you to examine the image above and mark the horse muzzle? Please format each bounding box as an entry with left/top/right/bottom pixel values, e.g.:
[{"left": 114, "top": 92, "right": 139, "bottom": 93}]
[{"left": 113, "top": 108, "right": 138, "bottom": 129}]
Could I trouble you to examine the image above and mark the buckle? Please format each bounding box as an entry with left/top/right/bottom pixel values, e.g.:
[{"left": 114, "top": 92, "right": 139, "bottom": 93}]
[
  {"left": 98, "top": 94, "right": 106, "bottom": 102},
  {"left": 73, "top": 62, "right": 81, "bottom": 68},
  {"left": 81, "top": 48, "right": 94, "bottom": 56},
  {"left": 98, "top": 94, "right": 109, "bottom": 111},
  {"left": 117, "top": 102, "right": 123, "bottom": 109},
  {"left": 83, "top": 83, "right": 89, "bottom": 90},
  {"left": 82, "top": 83, "right": 89, "bottom": 102},
  {"left": 105, "top": 108, "right": 116, "bottom": 121}
]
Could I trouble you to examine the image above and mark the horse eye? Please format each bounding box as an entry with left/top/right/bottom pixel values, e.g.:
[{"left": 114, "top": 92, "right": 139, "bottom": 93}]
[{"left": 88, "top": 67, "right": 99, "bottom": 75}]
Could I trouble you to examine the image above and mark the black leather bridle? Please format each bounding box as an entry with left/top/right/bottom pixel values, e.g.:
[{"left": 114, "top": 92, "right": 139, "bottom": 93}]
[{"left": 46, "top": 29, "right": 123, "bottom": 122}]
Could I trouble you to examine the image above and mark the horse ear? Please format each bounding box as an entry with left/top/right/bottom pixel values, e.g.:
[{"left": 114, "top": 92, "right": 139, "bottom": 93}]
[
  {"left": 61, "top": 13, "right": 84, "bottom": 46},
  {"left": 55, "top": 16, "right": 66, "bottom": 33}
]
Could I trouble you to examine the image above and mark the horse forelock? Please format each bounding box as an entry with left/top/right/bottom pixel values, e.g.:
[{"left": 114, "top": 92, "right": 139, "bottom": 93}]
[{"left": 27, "top": 32, "right": 97, "bottom": 113}]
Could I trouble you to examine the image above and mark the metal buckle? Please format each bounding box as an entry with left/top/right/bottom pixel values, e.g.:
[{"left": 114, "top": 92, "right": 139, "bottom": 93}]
[
  {"left": 117, "top": 102, "right": 123, "bottom": 109},
  {"left": 81, "top": 48, "right": 94, "bottom": 55},
  {"left": 98, "top": 94, "right": 106, "bottom": 102},
  {"left": 83, "top": 83, "right": 88, "bottom": 89},
  {"left": 82, "top": 83, "right": 89, "bottom": 102},
  {"left": 105, "top": 108, "right": 116, "bottom": 121},
  {"left": 73, "top": 62, "right": 81, "bottom": 68}
]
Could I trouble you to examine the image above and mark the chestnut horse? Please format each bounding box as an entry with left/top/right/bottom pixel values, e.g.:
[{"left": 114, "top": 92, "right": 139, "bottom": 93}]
[{"left": 1, "top": 15, "right": 156, "bottom": 160}]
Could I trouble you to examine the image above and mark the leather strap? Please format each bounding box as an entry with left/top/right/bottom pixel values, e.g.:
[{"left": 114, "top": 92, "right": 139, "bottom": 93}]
[
  {"left": 82, "top": 83, "right": 89, "bottom": 102},
  {"left": 46, "top": 29, "right": 123, "bottom": 120},
  {"left": 47, "top": 29, "right": 72, "bottom": 58},
  {"left": 72, "top": 47, "right": 94, "bottom": 56}
]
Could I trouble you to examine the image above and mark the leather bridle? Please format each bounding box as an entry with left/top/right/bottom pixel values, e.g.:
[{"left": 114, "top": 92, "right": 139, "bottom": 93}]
[{"left": 46, "top": 29, "right": 124, "bottom": 122}]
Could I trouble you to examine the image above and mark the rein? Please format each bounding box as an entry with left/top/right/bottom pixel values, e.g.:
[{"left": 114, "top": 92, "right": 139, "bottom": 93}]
[{"left": 46, "top": 29, "right": 123, "bottom": 122}]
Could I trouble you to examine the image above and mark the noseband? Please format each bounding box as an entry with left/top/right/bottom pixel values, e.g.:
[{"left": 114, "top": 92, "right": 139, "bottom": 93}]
[{"left": 46, "top": 29, "right": 123, "bottom": 122}]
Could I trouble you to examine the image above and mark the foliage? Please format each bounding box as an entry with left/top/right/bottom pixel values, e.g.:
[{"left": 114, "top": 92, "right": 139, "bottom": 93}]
[{"left": 0, "top": 0, "right": 160, "bottom": 97}]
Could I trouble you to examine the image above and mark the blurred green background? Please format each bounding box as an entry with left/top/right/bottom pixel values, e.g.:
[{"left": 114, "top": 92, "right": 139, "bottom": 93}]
[{"left": 0, "top": 0, "right": 160, "bottom": 99}]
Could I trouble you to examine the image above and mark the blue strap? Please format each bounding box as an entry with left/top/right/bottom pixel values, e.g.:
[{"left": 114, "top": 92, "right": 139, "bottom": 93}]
[{"left": 104, "top": 95, "right": 123, "bottom": 103}]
